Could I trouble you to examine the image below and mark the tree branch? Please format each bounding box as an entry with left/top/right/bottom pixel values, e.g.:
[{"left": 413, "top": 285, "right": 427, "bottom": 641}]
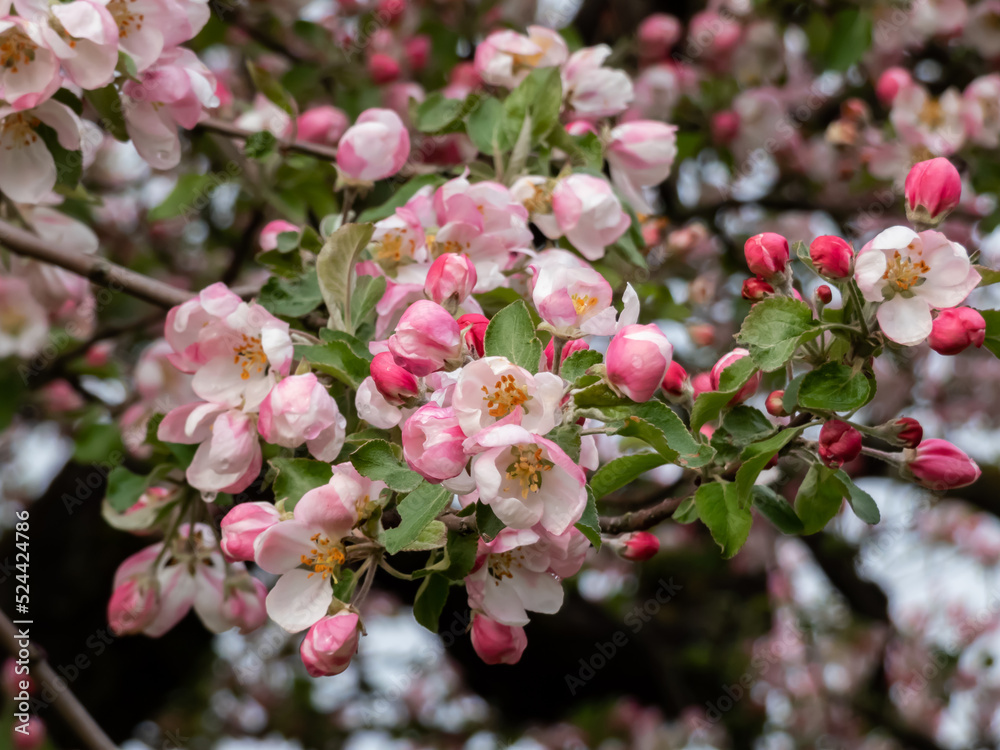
[
  {"left": 0, "top": 609, "right": 117, "bottom": 750},
  {"left": 0, "top": 220, "right": 193, "bottom": 309},
  {"left": 196, "top": 116, "right": 340, "bottom": 162},
  {"left": 599, "top": 493, "right": 688, "bottom": 534}
]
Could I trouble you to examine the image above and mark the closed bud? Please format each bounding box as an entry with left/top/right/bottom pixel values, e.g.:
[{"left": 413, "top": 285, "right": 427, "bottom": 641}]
[
  {"left": 108, "top": 577, "right": 159, "bottom": 636},
  {"left": 258, "top": 373, "right": 343, "bottom": 450},
  {"left": 890, "top": 417, "right": 923, "bottom": 449},
  {"left": 744, "top": 233, "right": 790, "bottom": 278},
  {"left": 471, "top": 615, "right": 527, "bottom": 665},
  {"left": 816, "top": 285, "right": 833, "bottom": 305},
  {"left": 337, "top": 108, "right": 410, "bottom": 183},
  {"left": 636, "top": 13, "right": 682, "bottom": 59},
  {"left": 388, "top": 300, "right": 462, "bottom": 376},
  {"left": 370, "top": 351, "right": 420, "bottom": 404},
  {"left": 661, "top": 360, "right": 689, "bottom": 396},
  {"left": 222, "top": 573, "right": 268, "bottom": 634},
  {"left": 818, "top": 420, "right": 862, "bottom": 468},
  {"left": 711, "top": 110, "right": 740, "bottom": 144},
  {"left": 765, "top": 390, "right": 786, "bottom": 417},
  {"left": 544, "top": 337, "right": 589, "bottom": 372},
  {"left": 296, "top": 106, "right": 349, "bottom": 146},
  {"left": 928, "top": 307, "right": 986, "bottom": 355},
  {"left": 458, "top": 313, "right": 489, "bottom": 356},
  {"left": 710, "top": 348, "right": 761, "bottom": 404},
  {"left": 401, "top": 404, "right": 468, "bottom": 482},
  {"left": 809, "top": 236, "right": 853, "bottom": 278},
  {"left": 259, "top": 220, "right": 299, "bottom": 252},
  {"left": 368, "top": 52, "right": 400, "bottom": 84},
  {"left": 220, "top": 502, "right": 281, "bottom": 562},
  {"left": 905, "top": 158, "right": 962, "bottom": 226},
  {"left": 616, "top": 531, "right": 660, "bottom": 561},
  {"left": 742, "top": 276, "right": 774, "bottom": 301},
  {"left": 876, "top": 67, "right": 912, "bottom": 105},
  {"left": 606, "top": 324, "right": 674, "bottom": 402},
  {"left": 300, "top": 612, "right": 361, "bottom": 677},
  {"left": 424, "top": 253, "right": 477, "bottom": 308},
  {"left": 904, "top": 439, "right": 981, "bottom": 490}
]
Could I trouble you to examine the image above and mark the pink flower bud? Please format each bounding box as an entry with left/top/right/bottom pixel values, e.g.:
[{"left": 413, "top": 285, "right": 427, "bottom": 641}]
[
  {"left": 223, "top": 574, "right": 268, "bottom": 634},
  {"left": 108, "top": 577, "right": 159, "bottom": 636},
  {"left": 296, "top": 106, "right": 349, "bottom": 146},
  {"left": 337, "top": 108, "right": 411, "bottom": 182},
  {"left": 928, "top": 307, "right": 986, "bottom": 355},
  {"left": 606, "top": 323, "right": 674, "bottom": 402},
  {"left": 300, "top": 611, "right": 361, "bottom": 677},
  {"left": 905, "top": 158, "right": 962, "bottom": 225},
  {"left": 368, "top": 52, "right": 400, "bottom": 84},
  {"left": 691, "top": 371, "right": 713, "bottom": 399},
  {"left": 809, "top": 236, "right": 853, "bottom": 278},
  {"left": 766, "top": 390, "right": 786, "bottom": 417},
  {"left": 688, "top": 323, "right": 715, "bottom": 347},
  {"left": 470, "top": 615, "right": 528, "bottom": 665},
  {"left": 258, "top": 373, "right": 343, "bottom": 449},
  {"left": 388, "top": 300, "right": 462, "bottom": 376},
  {"left": 893, "top": 417, "right": 924, "bottom": 449},
  {"left": 710, "top": 348, "right": 761, "bottom": 404},
  {"left": 711, "top": 110, "right": 740, "bottom": 144},
  {"left": 2, "top": 659, "right": 34, "bottom": 697},
  {"left": 404, "top": 35, "right": 431, "bottom": 71},
  {"left": 565, "top": 120, "right": 598, "bottom": 136},
  {"left": 424, "top": 253, "right": 477, "bottom": 306},
  {"left": 816, "top": 285, "right": 833, "bottom": 305},
  {"left": 637, "top": 13, "right": 682, "bottom": 59},
  {"left": 12, "top": 716, "right": 45, "bottom": 750},
  {"left": 220, "top": 502, "right": 281, "bottom": 562},
  {"left": 259, "top": 220, "right": 299, "bottom": 252},
  {"left": 617, "top": 531, "right": 660, "bottom": 561},
  {"left": 905, "top": 439, "right": 981, "bottom": 490},
  {"left": 818, "top": 420, "right": 862, "bottom": 468},
  {"left": 377, "top": 0, "right": 406, "bottom": 22},
  {"left": 876, "top": 67, "right": 912, "bottom": 105},
  {"left": 744, "top": 233, "right": 790, "bottom": 278},
  {"left": 661, "top": 360, "right": 689, "bottom": 396},
  {"left": 458, "top": 313, "right": 489, "bottom": 356},
  {"left": 401, "top": 404, "right": 468, "bottom": 482},
  {"left": 543, "top": 337, "right": 589, "bottom": 371},
  {"left": 742, "top": 276, "right": 773, "bottom": 300},
  {"left": 370, "top": 351, "right": 419, "bottom": 404},
  {"left": 606, "top": 120, "right": 679, "bottom": 192}
]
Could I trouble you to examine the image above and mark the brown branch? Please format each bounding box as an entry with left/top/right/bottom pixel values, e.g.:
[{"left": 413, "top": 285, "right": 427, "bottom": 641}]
[
  {"left": 0, "top": 220, "right": 193, "bottom": 309},
  {"left": 0, "top": 609, "right": 117, "bottom": 750},
  {"left": 197, "top": 116, "right": 340, "bottom": 162},
  {"left": 599, "top": 493, "right": 689, "bottom": 534}
]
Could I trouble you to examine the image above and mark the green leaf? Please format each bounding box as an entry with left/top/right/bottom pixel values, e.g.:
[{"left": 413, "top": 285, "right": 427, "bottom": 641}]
[
  {"left": 559, "top": 349, "right": 603, "bottom": 382},
  {"left": 796, "top": 363, "right": 872, "bottom": 412},
  {"left": 734, "top": 426, "right": 805, "bottom": 506},
  {"left": 412, "top": 573, "right": 450, "bottom": 631},
  {"left": 105, "top": 467, "right": 149, "bottom": 513},
  {"left": 500, "top": 66, "right": 562, "bottom": 150},
  {"left": 444, "top": 530, "right": 478, "bottom": 580},
  {"left": 695, "top": 482, "right": 752, "bottom": 558},
  {"left": 672, "top": 496, "right": 699, "bottom": 524},
  {"left": 350, "top": 440, "right": 423, "bottom": 493},
  {"left": 690, "top": 356, "right": 758, "bottom": 431},
  {"left": 736, "top": 297, "right": 820, "bottom": 372},
  {"left": 833, "top": 470, "right": 880, "bottom": 524},
  {"left": 258, "top": 271, "right": 323, "bottom": 317},
  {"left": 589, "top": 453, "right": 668, "bottom": 499},
  {"left": 351, "top": 274, "right": 387, "bottom": 329},
  {"left": 147, "top": 173, "right": 217, "bottom": 221},
  {"left": 246, "top": 60, "right": 297, "bottom": 115},
  {"left": 751, "top": 486, "right": 804, "bottom": 534},
  {"left": 357, "top": 174, "right": 446, "bottom": 223},
  {"left": 316, "top": 222, "right": 375, "bottom": 333},
  {"left": 981, "top": 310, "right": 1000, "bottom": 359},
  {"left": 85, "top": 85, "right": 128, "bottom": 141},
  {"left": 975, "top": 265, "right": 1000, "bottom": 287},
  {"left": 720, "top": 406, "right": 774, "bottom": 446},
  {"left": 73, "top": 421, "right": 124, "bottom": 463},
  {"left": 547, "top": 126, "right": 604, "bottom": 170},
  {"left": 466, "top": 96, "right": 503, "bottom": 153},
  {"left": 475, "top": 501, "right": 505, "bottom": 541},
  {"left": 575, "top": 487, "right": 602, "bottom": 548},
  {"left": 244, "top": 131, "right": 278, "bottom": 159},
  {"left": 402, "top": 520, "right": 448, "bottom": 551},
  {"left": 384, "top": 482, "right": 452, "bottom": 554},
  {"left": 295, "top": 340, "right": 371, "bottom": 389},
  {"left": 484, "top": 301, "right": 542, "bottom": 373},
  {"left": 783, "top": 373, "right": 805, "bottom": 413},
  {"left": 413, "top": 92, "right": 468, "bottom": 134},
  {"left": 271, "top": 458, "right": 333, "bottom": 508},
  {"left": 794, "top": 464, "right": 847, "bottom": 534},
  {"left": 331, "top": 568, "right": 357, "bottom": 602},
  {"left": 824, "top": 8, "right": 872, "bottom": 71}
]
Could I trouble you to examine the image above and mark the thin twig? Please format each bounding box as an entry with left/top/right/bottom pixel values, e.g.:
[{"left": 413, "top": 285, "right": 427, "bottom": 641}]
[
  {"left": 196, "top": 117, "right": 339, "bottom": 162},
  {"left": 0, "top": 609, "right": 117, "bottom": 750}
]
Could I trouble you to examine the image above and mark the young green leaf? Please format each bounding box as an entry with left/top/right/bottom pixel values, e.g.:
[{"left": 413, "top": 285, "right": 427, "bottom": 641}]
[
  {"left": 384, "top": 482, "right": 452, "bottom": 554},
  {"left": 270, "top": 458, "right": 333, "bottom": 508},
  {"left": 483, "top": 300, "right": 542, "bottom": 373},
  {"left": 349, "top": 440, "right": 423, "bottom": 493},
  {"left": 695, "top": 481, "right": 752, "bottom": 558},
  {"left": 736, "top": 297, "right": 820, "bottom": 372}
]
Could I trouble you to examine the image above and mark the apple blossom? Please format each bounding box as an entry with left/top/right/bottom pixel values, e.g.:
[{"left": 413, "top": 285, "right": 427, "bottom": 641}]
[
  {"left": 258, "top": 373, "right": 346, "bottom": 460},
  {"left": 876, "top": 67, "right": 912, "bottom": 105},
  {"left": 470, "top": 615, "right": 528, "bottom": 665},
  {"left": 388, "top": 300, "right": 462, "bottom": 376},
  {"left": 928, "top": 307, "right": 986, "bottom": 355},
  {"left": 744, "top": 233, "right": 790, "bottom": 278},
  {"left": 606, "top": 324, "right": 674, "bottom": 403},
  {"left": 818, "top": 420, "right": 862, "bottom": 468},
  {"left": 636, "top": 13, "right": 682, "bottom": 60},
  {"left": 424, "top": 252, "right": 477, "bottom": 307},
  {"left": 473, "top": 25, "right": 567, "bottom": 89},
  {"left": 606, "top": 121, "right": 678, "bottom": 213},
  {"left": 0, "top": 276, "right": 49, "bottom": 358},
  {"left": 809, "top": 236, "right": 853, "bottom": 278},
  {"left": 401, "top": 404, "right": 468, "bottom": 482},
  {"left": 0, "top": 100, "right": 83, "bottom": 203},
  {"left": 905, "top": 158, "right": 962, "bottom": 225},
  {"left": 300, "top": 611, "right": 361, "bottom": 677},
  {"left": 337, "top": 108, "right": 410, "bottom": 182},
  {"left": 904, "top": 439, "right": 981, "bottom": 491},
  {"left": 766, "top": 391, "right": 786, "bottom": 417},
  {"left": 742, "top": 276, "right": 774, "bottom": 300},
  {"left": 453, "top": 356, "right": 563, "bottom": 436},
  {"left": 17, "top": 0, "right": 119, "bottom": 90},
  {"left": 296, "top": 105, "right": 349, "bottom": 145},
  {"left": 259, "top": 220, "right": 299, "bottom": 252},
  {"left": 854, "top": 227, "right": 980, "bottom": 346},
  {"left": 561, "top": 45, "right": 635, "bottom": 120},
  {"left": 458, "top": 313, "right": 489, "bottom": 356},
  {"left": 370, "top": 351, "right": 420, "bottom": 404},
  {"left": 220, "top": 502, "right": 281, "bottom": 562},
  {"left": 529, "top": 259, "right": 638, "bottom": 338}
]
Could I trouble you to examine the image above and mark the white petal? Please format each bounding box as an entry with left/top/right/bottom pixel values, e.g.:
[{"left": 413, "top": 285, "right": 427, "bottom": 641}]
[{"left": 265, "top": 569, "right": 333, "bottom": 633}]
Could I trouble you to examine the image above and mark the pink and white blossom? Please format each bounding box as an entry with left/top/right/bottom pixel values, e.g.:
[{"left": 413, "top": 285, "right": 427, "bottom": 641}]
[
  {"left": 337, "top": 108, "right": 410, "bottom": 183},
  {"left": 453, "top": 356, "right": 563, "bottom": 437},
  {"left": 257, "top": 373, "right": 347, "bottom": 461},
  {"left": 473, "top": 25, "right": 567, "bottom": 89},
  {"left": 561, "top": 45, "right": 634, "bottom": 120}
]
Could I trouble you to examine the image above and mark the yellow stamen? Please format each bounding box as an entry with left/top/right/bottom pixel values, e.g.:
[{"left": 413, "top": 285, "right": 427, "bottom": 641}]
[{"left": 481, "top": 374, "right": 530, "bottom": 418}]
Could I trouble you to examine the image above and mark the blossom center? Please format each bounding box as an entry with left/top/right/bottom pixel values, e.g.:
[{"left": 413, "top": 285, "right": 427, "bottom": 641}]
[
  {"left": 0, "top": 113, "right": 39, "bottom": 149},
  {"left": 487, "top": 549, "right": 525, "bottom": 583},
  {"left": 108, "top": 0, "right": 146, "bottom": 38},
  {"left": 919, "top": 98, "right": 945, "bottom": 129},
  {"left": 522, "top": 184, "right": 553, "bottom": 215},
  {"left": 0, "top": 306, "right": 28, "bottom": 335},
  {"left": 0, "top": 28, "right": 37, "bottom": 73},
  {"left": 376, "top": 231, "right": 415, "bottom": 265},
  {"left": 882, "top": 250, "right": 929, "bottom": 292},
  {"left": 231, "top": 334, "right": 268, "bottom": 380},
  {"left": 300, "top": 533, "right": 345, "bottom": 580},
  {"left": 481, "top": 374, "right": 530, "bottom": 418},
  {"left": 571, "top": 293, "right": 598, "bottom": 315},
  {"left": 504, "top": 444, "right": 553, "bottom": 499}
]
